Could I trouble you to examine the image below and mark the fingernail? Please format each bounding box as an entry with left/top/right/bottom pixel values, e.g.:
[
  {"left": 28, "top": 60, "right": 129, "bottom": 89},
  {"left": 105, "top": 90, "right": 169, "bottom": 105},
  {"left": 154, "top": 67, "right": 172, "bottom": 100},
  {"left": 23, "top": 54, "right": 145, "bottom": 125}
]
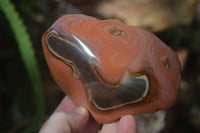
[{"left": 75, "top": 106, "right": 87, "bottom": 114}]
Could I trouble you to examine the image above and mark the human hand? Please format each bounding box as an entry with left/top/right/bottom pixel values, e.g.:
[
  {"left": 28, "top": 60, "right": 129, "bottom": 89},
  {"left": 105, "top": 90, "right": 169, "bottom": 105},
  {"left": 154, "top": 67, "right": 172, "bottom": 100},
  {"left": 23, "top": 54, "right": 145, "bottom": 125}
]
[{"left": 39, "top": 96, "right": 137, "bottom": 133}]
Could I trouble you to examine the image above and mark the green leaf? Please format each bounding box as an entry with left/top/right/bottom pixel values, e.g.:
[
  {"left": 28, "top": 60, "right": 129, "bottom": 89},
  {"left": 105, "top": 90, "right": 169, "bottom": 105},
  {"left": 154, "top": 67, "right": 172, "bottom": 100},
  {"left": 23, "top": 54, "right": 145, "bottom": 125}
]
[{"left": 0, "top": 0, "right": 45, "bottom": 116}]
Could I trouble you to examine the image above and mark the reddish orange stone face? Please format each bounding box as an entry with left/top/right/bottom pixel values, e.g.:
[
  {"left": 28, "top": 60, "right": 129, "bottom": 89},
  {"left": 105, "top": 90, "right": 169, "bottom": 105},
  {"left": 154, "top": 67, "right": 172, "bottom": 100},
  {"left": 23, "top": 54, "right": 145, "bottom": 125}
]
[{"left": 42, "top": 14, "right": 181, "bottom": 123}]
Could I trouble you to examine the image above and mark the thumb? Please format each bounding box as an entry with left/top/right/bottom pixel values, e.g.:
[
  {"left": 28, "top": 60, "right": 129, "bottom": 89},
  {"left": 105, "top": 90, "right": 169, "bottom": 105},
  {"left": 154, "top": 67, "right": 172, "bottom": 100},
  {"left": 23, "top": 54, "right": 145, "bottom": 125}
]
[{"left": 39, "top": 107, "right": 89, "bottom": 133}]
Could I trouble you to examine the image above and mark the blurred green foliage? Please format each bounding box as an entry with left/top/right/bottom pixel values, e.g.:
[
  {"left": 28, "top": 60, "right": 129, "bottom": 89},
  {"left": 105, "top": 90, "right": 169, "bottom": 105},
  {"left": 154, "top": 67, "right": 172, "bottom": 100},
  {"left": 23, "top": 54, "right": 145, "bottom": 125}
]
[{"left": 0, "top": 0, "right": 46, "bottom": 132}]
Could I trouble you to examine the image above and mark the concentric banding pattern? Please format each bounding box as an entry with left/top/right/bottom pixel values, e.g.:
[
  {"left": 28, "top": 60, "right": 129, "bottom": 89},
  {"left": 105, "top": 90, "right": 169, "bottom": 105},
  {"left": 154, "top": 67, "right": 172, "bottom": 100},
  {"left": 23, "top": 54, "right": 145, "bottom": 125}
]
[{"left": 46, "top": 32, "right": 150, "bottom": 110}]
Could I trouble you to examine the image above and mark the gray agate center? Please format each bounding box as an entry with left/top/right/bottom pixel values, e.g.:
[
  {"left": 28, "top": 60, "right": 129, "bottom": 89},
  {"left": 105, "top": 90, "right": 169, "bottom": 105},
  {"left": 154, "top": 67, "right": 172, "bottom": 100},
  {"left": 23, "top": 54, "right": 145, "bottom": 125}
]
[{"left": 46, "top": 31, "right": 149, "bottom": 110}]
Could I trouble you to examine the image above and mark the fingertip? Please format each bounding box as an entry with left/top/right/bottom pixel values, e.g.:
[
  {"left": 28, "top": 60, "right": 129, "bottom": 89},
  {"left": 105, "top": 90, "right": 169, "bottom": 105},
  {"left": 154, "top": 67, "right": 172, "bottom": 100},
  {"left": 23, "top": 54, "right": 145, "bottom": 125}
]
[
  {"left": 75, "top": 106, "right": 88, "bottom": 114},
  {"left": 101, "top": 121, "right": 119, "bottom": 133},
  {"left": 120, "top": 115, "right": 136, "bottom": 124},
  {"left": 118, "top": 115, "right": 137, "bottom": 133},
  {"left": 55, "top": 96, "right": 77, "bottom": 112},
  {"left": 67, "top": 106, "right": 90, "bottom": 132}
]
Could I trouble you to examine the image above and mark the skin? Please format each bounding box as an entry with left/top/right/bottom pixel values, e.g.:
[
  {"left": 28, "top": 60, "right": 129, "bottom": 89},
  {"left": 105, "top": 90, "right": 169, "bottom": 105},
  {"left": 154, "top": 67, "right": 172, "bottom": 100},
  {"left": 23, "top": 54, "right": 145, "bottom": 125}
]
[{"left": 39, "top": 96, "right": 137, "bottom": 133}]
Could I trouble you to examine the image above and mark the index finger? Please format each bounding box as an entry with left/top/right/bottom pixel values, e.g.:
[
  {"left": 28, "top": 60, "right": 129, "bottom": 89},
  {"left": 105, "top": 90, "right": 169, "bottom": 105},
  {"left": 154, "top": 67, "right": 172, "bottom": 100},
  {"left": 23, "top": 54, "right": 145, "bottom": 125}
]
[{"left": 54, "top": 96, "right": 77, "bottom": 112}]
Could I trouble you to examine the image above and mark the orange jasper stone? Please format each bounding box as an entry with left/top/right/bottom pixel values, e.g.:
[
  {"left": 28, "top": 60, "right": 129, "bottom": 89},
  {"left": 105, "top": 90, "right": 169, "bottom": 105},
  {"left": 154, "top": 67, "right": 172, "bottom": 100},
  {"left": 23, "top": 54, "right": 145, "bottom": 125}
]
[{"left": 42, "top": 14, "right": 181, "bottom": 123}]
